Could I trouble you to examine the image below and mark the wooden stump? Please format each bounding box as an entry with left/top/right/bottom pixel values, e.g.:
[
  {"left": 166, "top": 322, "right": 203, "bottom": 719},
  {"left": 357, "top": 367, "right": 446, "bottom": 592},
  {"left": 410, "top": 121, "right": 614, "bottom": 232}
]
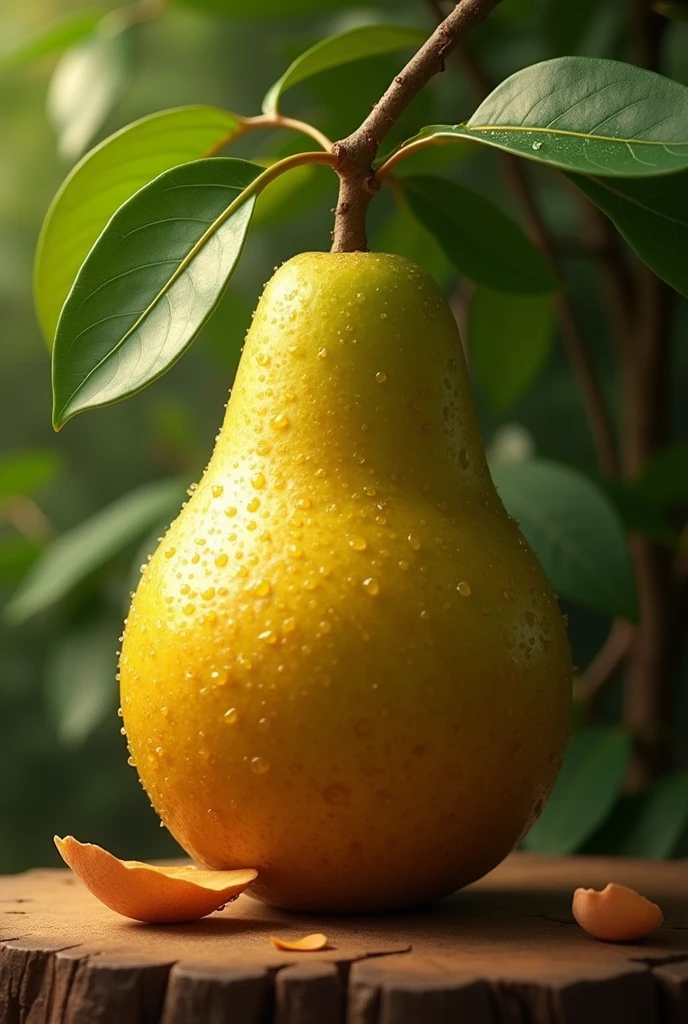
[{"left": 1, "top": 852, "right": 687, "bottom": 1023}]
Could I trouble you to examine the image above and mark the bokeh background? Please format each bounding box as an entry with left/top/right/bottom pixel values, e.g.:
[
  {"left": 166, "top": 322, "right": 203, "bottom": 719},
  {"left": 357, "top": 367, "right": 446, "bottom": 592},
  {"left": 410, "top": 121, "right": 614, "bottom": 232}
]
[{"left": 2, "top": 0, "right": 687, "bottom": 873}]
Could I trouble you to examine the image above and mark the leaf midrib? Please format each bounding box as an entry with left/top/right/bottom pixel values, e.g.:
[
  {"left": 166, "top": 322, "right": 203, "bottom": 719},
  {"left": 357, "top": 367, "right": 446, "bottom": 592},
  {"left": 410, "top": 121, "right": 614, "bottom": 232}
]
[
  {"left": 56, "top": 181, "right": 253, "bottom": 417},
  {"left": 456, "top": 123, "right": 688, "bottom": 148}
]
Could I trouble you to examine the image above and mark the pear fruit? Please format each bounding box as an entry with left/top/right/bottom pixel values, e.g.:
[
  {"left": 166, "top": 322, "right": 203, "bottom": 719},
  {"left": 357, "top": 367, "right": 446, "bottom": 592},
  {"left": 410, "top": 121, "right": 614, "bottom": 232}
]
[{"left": 120, "top": 252, "right": 571, "bottom": 912}]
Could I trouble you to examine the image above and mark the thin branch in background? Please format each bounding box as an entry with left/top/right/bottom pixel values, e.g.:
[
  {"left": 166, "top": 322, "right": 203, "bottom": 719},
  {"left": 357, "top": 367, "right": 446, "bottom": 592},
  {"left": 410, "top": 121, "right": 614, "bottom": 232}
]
[
  {"left": 330, "top": 0, "right": 504, "bottom": 253},
  {"left": 579, "top": 619, "right": 634, "bottom": 713},
  {"left": 424, "top": 1, "right": 619, "bottom": 475}
]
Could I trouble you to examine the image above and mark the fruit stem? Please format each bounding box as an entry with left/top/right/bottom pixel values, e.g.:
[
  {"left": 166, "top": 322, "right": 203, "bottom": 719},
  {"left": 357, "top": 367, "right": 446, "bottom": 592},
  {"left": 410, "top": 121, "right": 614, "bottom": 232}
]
[{"left": 329, "top": 0, "right": 504, "bottom": 253}]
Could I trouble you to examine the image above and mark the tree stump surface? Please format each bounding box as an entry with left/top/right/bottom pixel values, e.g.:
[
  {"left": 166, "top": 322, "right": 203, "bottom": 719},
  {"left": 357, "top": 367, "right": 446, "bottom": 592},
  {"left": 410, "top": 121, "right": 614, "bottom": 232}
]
[{"left": 1, "top": 852, "right": 687, "bottom": 1023}]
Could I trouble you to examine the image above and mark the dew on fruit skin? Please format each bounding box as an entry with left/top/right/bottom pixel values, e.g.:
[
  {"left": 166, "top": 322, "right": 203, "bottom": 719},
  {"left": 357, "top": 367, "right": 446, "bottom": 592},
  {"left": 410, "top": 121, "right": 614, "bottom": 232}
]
[
  {"left": 117, "top": 707, "right": 123, "bottom": 718},
  {"left": 164, "top": 546, "right": 176, "bottom": 559},
  {"left": 457, "top": 582, "right": 472, "bottom": 597},
  {"left": 271, "top": 412, "right": 289, "bottom": 430},
  {"left": 212, "top": 485, "right": 224, "bottom": 498},
  {"left": 201, "top": 587, "right": 215, "bottom": 600},
  {"left": 398, "top": 560, "right": 409, "bottom": 571},
  {"left": 348, "top": 535, "right": 367, "bottom": 552},
  {"left": 363, "top": 577, "right": 379, "bottom": 596},
  {"left": 247, "top": 497, "right": 260, "bottom": 512},
  {"left": 254, "top": 579, "right": 271, "bottom": 597},
  {"left": 195, "top": 537, "right": 206, "bottom": 546},
  {"left": 258, "top": 717, "right": 270, "bottom": 731},
  {"left": 120, "top": 726, "right": 127, "bottom": 736},
  {"left": 251, "top": 472, "right": 266, "bottom": 490},
  {"left": 127, "top": 756, "right": 136, "bottom": 767},
  {"left": 215, "top": 554, "right": 228, "bottom": 567},
  {"left": 420, "top": 609, "right": 430, "bottom": 620},
  {"left": 323, "top": 782, "right": 351, "bottom": 805},
  {"left": 251, "top": 756, "right": 270, "bottom": 774},
  {"left": 258, "top": 629, "right": 277, "bottom": 644},
  {"left": 225, "top": 507, "right": 237, "bottom": 518},
  {"left": 375, "top": 371, "right": 387, "bottom": 384},
  {"left": 224, "top": 708, "right": 238, "bottom": 724},
  {"left": 408, "top": 534, "right": 421, "bottom": 551},
  {"left": 183, "top": 603, "right": 196, "bottom": 615},
  {"left": 283, "top": 617, "right": 296, "bottom": 633}
]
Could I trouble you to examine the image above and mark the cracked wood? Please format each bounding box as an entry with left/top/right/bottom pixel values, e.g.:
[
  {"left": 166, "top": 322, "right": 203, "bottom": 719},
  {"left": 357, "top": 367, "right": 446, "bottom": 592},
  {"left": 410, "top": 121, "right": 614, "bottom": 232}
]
[{"left": 0, "top": 852, "right": 687, "bottom": 1022}]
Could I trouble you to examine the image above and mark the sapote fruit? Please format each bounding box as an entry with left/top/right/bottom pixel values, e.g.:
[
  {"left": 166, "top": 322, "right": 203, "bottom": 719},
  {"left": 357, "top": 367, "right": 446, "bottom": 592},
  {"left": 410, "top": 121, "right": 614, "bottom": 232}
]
[{"left": 120, "top": 251, "right": 571, "bottom": 912}]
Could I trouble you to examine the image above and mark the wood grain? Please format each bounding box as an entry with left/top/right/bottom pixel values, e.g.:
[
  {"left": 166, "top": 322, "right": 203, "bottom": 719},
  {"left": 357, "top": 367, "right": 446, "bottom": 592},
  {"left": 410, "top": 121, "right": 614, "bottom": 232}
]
[{"left": 1, "top": 853, "right": 687, "bottom": 1023}]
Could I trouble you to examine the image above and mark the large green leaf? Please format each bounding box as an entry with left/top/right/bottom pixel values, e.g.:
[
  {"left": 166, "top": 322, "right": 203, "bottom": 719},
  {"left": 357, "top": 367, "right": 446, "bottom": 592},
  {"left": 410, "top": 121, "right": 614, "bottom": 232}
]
[
  {"left": 52, "top": 158, "right": 261, "bottom": 428},
  {"left": 524, "top": 727, "right": 632, "bottom": 854},
  {"left": 571, "top": 170, "right": 688, "bottom": 298},
  {"left": 47, "top": 14, "right": 133, "bottom": 161},
  {"left": 372, "top": 200, "right": 453, "bottom": 288},
  {"left": 0, "top": 451, "right": 61, "bottom": 502},
  {"left": 600, "top": 478, "right": 678, "bottom": 547},
  {"left": 469, "top": 289, "right": 554, "bottom": 411},
  {"left": 35, "top": 105, "right": 241, "bottom": 343},
  {"left": 45, "top": 617, "right": 118, "bottom": 746},
  {"left": 1, "top": 10, "right": 101, "bottom": 69},
  {"left": 394, "top": 58, "right": 688, "bottom": 176},
  {"left": 401, "top": 176, "right": 557, "bottom": 294},
  {"left": 5, "top": 479, "right": 184, "bottom": 624},
  {"left": 619, "top": 772, "right": 688, "bottom": 858},
  {"left": 262, "top": 24, "right": 425, "bottom": 115},
  {"left": 491, "top": 459, "right": 638, "bottom": 620}
]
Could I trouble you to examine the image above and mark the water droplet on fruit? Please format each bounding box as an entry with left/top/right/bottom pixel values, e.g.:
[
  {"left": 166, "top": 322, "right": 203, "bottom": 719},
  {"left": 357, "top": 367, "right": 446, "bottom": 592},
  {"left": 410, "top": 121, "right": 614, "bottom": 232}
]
[
  {"left": 348, "top": 535, "right": 367, "bottom": 552},
  {"left": 225, "top": 506, "right": 237, "bottom": 518},
  {"left": 323, "top": 782, "right": 350, "bottom": 805},
  {"left": 212, "top": 485, "right": 224, "bottom": 498},
  {"left": 247, "top": 496, "right": 260, "bottom": 512},
  {"left": 164, "top": 546, "right": 176, "bottom": 559},
  {"left": 224, "top": 708, "right": 238, "bottom": 724},
  {"left": 457, "top": 582, "right": 472, "bottom": 597},
  {"left": 251, "top": 756, "right": 270, "bottom": 774},
  {"left": 363, "top": 577, "right": 379, "bottom": 596},
  {"left": 375, "top": 371, "right": 387, "bottom": 384},
  {"left": 215, "top": 554, "right": 228, "bottom": 567},
  {"left": 271, "top": 412, "right": 289, "bottom": 430},
  {"left": 183, "top": 602, "right": 196, "bottom": 615},
  {"left": 408, "top": 534, "right": 421, "bottom": 551}
]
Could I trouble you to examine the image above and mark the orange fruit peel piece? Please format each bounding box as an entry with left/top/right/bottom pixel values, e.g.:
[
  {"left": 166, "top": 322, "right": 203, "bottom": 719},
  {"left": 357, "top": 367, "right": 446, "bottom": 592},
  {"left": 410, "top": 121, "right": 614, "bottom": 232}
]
[
  {"left": 54, "top": 836, "right": 257, "bottom": 924},
  {"left": 270, "top": 933, "right": 330, "bottom": 951},
  {"left": 572, "top": 882, "right": 663, "bottom": 942}
]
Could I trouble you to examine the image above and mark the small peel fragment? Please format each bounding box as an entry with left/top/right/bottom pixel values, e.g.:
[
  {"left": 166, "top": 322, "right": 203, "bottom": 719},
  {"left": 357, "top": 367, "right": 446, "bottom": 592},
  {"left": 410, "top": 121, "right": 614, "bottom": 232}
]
[
  {"left": 270, "top": 933, "right": 330, "bottom": 952},
  {"left": 572, "top": 882, "right": 663, "bottom": 943},
  {"left": 54, "top": 836, "right": 257, "bottom": 924}
]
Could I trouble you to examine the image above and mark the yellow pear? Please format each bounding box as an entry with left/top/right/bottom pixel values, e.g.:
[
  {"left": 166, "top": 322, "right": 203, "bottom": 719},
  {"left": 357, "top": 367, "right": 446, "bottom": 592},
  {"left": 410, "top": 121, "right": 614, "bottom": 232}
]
[{"left": 120, "top": 252, "right": 571, "bottom": 912}]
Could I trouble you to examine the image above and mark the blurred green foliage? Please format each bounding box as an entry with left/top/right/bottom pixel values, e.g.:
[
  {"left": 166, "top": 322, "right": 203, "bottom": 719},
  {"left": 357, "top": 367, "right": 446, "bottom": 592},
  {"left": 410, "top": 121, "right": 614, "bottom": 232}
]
[{"left": 2, "top": 0, "right": 688, "bottom": 873}]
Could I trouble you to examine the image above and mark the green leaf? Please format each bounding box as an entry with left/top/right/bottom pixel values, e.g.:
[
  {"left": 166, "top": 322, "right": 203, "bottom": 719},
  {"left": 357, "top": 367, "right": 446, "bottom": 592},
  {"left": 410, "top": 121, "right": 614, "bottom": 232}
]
[
  {"left": 372, "top": 198, "right": 453, "bottom": 288},
  {"left": 396, "top": 58, "right": 688, "bottom": 176},
  {"left": 5, "top": 479, "right": 184, "bottom": 624},
  {"left": 469, "top": 289, "right": 554, "bottom": 411},
  {"left": 600, "top": 478, "right": 678, "bottom": 546},
  {"left": 262, "top": 24, "right": 425, "bottom": 115},
  {"left": 0, "top": 10, "right": 101, "bottom": 70},
  {"left": 47, "top": 14, "right": 133, "bottom": 162},
  {"left": 635, "top": 443, "right": 688, "bottom": 507},
  {"left": 491, "top": 459, "right": 638, "bottom": 620},
  {"left": 45, "top": 617, "right": 117, "bottom": 746},
  {"left": 35, "top": 106, "right": 241, "bottom": 344},
  {"left": 570, "top": 170, "right": 688, "bottom": 298},
  {"left": 0, "top": 451, "right": 61, "bottom": 502},
  {"left": 0, "top": 538, "right": 41, "bottom": 584},
  {"left": 618, "top": 772, "right": 688, "bottom": 858},
  {"left": 401, "top": 176, "right": 557, "bottom": 294},
  {"left": 52, "top": 157, "right": 261, "bottom": 427},
  {"left": 524, "top": 727, "right": 632, "bottom": 854}
]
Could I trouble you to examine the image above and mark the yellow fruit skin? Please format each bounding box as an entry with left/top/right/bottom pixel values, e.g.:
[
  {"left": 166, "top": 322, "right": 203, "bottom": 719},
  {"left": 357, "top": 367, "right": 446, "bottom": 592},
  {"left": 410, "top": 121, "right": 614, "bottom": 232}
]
[{"left": 120, "top": 252, "right": 571, "bottom": 912}]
